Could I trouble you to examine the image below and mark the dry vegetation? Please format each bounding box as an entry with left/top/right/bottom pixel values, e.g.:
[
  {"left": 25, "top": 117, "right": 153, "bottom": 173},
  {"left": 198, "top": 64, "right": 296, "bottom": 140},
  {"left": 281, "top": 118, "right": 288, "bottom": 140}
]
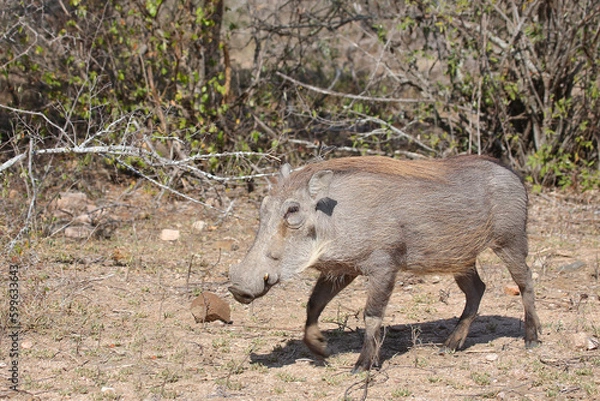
[{"left": 1, "top": 177, "right": 598, "bottom": 400}]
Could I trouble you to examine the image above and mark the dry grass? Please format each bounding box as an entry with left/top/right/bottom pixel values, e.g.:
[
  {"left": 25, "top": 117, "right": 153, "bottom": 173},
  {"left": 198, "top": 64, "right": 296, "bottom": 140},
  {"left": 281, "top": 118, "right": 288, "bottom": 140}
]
[{"left": 1, "top": 184, "right": 599, "bottom": 400}]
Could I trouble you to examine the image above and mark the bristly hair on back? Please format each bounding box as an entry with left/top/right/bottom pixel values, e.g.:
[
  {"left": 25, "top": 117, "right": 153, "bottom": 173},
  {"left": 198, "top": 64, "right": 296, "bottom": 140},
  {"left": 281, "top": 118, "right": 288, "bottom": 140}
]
[{"left": 276, "top": 156, "right": 455, "bottom": 193}]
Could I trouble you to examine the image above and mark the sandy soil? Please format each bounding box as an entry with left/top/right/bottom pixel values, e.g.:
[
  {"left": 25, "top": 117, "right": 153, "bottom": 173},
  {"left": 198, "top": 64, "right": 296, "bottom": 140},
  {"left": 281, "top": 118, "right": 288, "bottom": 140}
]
[{"left": 1, "top": 182, "right": 599, "bottom": 401}]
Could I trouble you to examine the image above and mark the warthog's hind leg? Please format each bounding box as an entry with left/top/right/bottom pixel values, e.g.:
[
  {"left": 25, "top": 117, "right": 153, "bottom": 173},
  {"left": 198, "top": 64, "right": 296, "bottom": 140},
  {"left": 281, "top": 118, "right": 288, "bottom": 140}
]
[
  {"left": 493, "top": 242, "right": 542, "bottom": 348},
  {"left": 443, "top": 264, "right": 486, "bottom": 351}
]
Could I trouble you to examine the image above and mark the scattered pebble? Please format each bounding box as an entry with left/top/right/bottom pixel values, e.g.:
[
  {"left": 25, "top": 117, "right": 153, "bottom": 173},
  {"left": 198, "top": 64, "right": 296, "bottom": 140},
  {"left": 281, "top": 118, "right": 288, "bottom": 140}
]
[
  {"left": 192, "top": 220, "right": 206, "bottom": 233},
  {"left": 191, "top": 292, "right": 232, "bottom": 324},
  {"left": 558, "top": 260, "right": 586, "bottom": 273},
  {"left": 485, "top": 353, "right": 499, "bottom": 361},
  {"left": 21, "top": 340, "right": 33, "bottom": 349},
  {"left": 65, "top": 226, "right": 93, "bottom": 239},
  {"left": 48, "top": 191, "right": 114, "bottom": 239},
  {"left": 431, "top": 275, "right": 441, "bottom": 284},
  {"left": 510, "top": 368, "right": 528, "bottom": 380},
  {"left": 215, "top": 239, "right": 237, "bottom": 251},
  {"left": 572, "top": 332, "right": 599, "bottom": 350},
  {"left": 55, "top": 191, "right": 89, "bottom": 211},
  {"left": 503, "top": 285, "right": 520, "bottom": 296},
  {"left": 160, "top": 229, "right": 180, "bottom": 241}
]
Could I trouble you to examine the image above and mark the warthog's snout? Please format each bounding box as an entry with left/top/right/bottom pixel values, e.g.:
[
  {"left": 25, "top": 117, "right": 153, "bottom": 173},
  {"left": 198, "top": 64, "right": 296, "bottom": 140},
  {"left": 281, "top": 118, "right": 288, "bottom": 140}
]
[
  {"left": 228, "top": 270, "right": 279, "bottom": 304},
  {"left": 228, "top": 285, "right": 255, "bottom": 304}
]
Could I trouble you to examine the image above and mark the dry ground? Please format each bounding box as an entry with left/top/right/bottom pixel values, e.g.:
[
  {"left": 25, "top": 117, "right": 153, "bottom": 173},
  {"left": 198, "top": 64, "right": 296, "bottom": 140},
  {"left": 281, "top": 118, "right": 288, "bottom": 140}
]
[{"left": 1, "top": 181, "right": 599, "bottom": 401}]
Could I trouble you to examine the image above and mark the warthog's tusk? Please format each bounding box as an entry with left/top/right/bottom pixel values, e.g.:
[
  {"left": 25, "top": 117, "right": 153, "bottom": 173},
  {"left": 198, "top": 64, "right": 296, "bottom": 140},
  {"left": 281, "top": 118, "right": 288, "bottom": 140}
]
[{"left": 264, "top": 273, "right": 269, "bottom": 282}]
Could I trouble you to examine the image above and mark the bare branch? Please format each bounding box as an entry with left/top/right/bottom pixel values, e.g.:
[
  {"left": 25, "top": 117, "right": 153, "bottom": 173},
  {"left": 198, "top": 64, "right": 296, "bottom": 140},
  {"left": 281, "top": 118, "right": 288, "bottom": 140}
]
[
  {"left": 353, "top": 115, "right": 437, "bottom": 154},
  {"left": 286, "top": 138, "right": 427, "bottom": 160},
  {"left": 114, "top": 159, "right": 226, "bottom": 212},
  {"left": 276, "top": 72, "right": 434, "bottom": 104},
  {"left": 0, "top": 142, "right": 280, "bottom": 182},
  {"left": 0, "top": 103, "right": 67, "bottom": 137}
]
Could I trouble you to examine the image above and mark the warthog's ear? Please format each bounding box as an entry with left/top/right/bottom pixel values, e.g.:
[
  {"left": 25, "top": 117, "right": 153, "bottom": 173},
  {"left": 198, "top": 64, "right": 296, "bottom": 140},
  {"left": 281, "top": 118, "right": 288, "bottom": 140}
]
[
  {"left": 308, "top": 170, "right": 334, "bottom": 199},
  {"left": 315, "top": 197, "right": 337, "bottom": 216},
  {"left": 279, "top": 163, "right": 292, "bottom": 182}
]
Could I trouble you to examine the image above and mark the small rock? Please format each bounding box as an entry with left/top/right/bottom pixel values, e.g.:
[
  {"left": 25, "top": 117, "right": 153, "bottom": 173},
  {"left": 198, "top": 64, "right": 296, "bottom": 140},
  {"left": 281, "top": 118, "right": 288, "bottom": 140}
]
[
  {"left": 21, "top": 340, "right": 33, "bottom": 349},
  {"left": 74, "top": 213, "right": 93, "bottom": 225},
  {"left": 51, "top": 192, "right": 98, "bottom": 221},
  {"left": 485, "top": 353, "right": 499, "bottom": 361},
  {"left": 191, "top": 292, "right": 232, "bottom": 324},
  {"left": 47, "top": 191, "right": 116, "bottom": 239},
  {"left": 431, "top": 275, "right": 441, "bottom": 284},
  {"left": 504, "top": 285, "right": 520, "bottom": 296},
  {"left": 55, "top": 191, "right": 89, "bottom": 210},
  {"left": 510, "top": 368, "right": 528, "bottom": 380},
  {"left": 559, "top": 260, "right": 586, "bottom": 273},
  {"left": 160, "top": 229, "right": 180, "bottom": 241},
  {"left": 192, "top": 220, "right": 206, "bottom": 233},
  {"left": 572, "top": 332, "right": 587, "bottom": 349},
  {"left": 215, "top": 239, "right": 235, "bottom": 251},
  {"left": 101, "top": 387, "right": 115, "bottom": 394},
  {"left": 572, "top": 332, "right": 599, "bottom": 350},
  {"left": 65, "top": 226, "right": 93, "bottom": 239}
]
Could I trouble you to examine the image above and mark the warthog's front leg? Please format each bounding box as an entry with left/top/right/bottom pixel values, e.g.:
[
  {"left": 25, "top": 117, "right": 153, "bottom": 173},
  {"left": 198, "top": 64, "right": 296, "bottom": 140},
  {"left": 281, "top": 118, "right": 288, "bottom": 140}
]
[
  {"left": 353, "top": 254, "right": 399, "bottom": 373},
  {"left": 304, "top": 273, "right": 356, "bottom": 358}
]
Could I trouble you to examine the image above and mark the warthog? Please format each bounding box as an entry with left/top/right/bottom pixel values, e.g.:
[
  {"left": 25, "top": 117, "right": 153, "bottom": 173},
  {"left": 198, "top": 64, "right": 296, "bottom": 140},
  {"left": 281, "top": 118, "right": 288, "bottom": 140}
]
[{"left": 229, "top": 155, "right": 541, "bottom": 372}]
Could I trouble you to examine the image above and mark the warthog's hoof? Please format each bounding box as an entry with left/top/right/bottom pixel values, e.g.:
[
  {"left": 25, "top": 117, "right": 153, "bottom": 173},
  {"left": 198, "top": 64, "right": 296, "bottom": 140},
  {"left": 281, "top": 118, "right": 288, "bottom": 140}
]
[
  {"left": 303, "top": 326, "right": 330, "bottom": 358},
  {"left": 351, "top": 363, "right": 368, "bottom": 374},
  {"left": 351, "top": 356, "right": 380, "bottom": 374},
  {"left": 436, "top": 345, "right": 456, "bottom": 355}
]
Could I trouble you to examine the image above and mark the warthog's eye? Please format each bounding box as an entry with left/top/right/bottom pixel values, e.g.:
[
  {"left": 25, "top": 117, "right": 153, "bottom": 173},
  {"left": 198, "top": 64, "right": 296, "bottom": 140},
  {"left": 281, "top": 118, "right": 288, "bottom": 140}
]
[
  {"left": 282, "top": 200, "right": 304, "bottom": 228},
  {"left": 284, "top": 204, "right": 299, "bottom": 218}
]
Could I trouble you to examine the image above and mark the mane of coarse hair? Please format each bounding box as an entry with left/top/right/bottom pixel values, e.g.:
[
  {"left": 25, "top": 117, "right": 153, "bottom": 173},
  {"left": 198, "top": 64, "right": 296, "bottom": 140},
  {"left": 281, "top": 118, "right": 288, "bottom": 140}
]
[{"left": 276, "top": 155, "right": 453, "bottom": 192}]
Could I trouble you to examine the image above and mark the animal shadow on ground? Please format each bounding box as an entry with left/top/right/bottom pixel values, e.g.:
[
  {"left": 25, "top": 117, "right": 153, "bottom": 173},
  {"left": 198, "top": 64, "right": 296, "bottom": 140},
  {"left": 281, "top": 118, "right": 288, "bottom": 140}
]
[{"left": 250, "top": 315, "right": 526, "bottom": 368}]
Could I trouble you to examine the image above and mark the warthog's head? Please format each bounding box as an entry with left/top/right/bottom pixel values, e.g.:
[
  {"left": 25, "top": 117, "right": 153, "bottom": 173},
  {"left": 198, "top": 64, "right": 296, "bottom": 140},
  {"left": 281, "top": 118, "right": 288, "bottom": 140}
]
[{"left": 228, "top": 164, "right": 336, "bottom": 304}]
